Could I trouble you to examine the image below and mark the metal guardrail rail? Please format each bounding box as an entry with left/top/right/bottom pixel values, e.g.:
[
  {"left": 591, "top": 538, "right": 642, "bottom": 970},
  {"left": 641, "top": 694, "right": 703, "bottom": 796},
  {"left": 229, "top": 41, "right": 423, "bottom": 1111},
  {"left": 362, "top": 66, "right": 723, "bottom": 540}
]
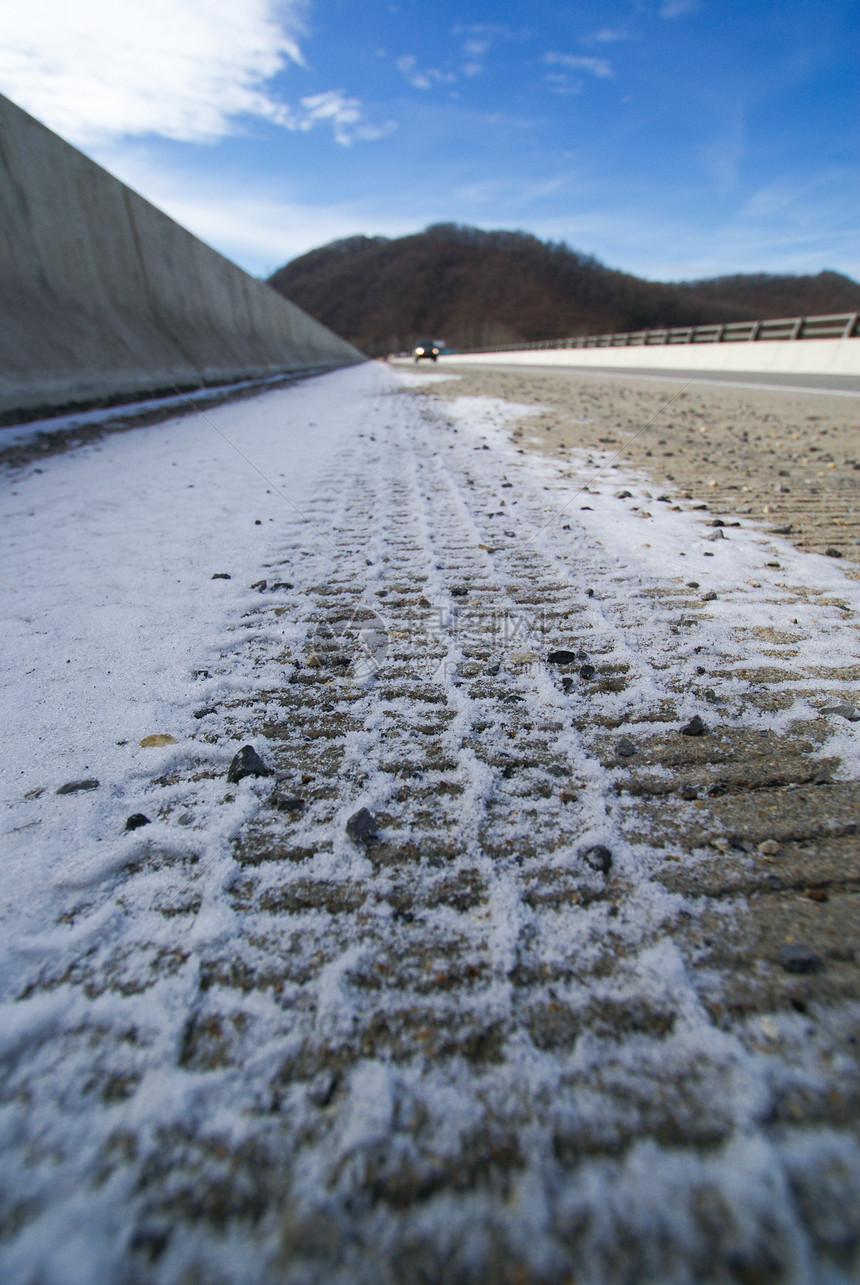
[{"left": 452, "top": 310, "right": 860, "bottom": 355}]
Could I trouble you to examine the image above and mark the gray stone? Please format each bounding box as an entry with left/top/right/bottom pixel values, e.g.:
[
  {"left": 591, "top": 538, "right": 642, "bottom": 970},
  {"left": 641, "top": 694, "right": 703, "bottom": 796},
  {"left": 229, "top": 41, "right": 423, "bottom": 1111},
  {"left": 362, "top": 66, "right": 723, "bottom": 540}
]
[
  {"left": 777, "top": 944, "right": 823, "bottom": 974},
  {"left": 820, "top": 702, "right": 860, "bottom": 722},
  {"left": 227, "top": 745, "right": 273, "bottom": 783},
  {"left": 680, "top": 715, "right": 707, "bottom": 737},
  {"left": 347, "top": 807, "right": 377, "bottom": 842},
  {"left": 56, "top": 779, "right": 99, "bottom": 795},
  {"left": 617, "top": 738, "right": 637, "bottom": 757},
  {"left": 583, "top": 845, "right": 613, "bottom": 876}
]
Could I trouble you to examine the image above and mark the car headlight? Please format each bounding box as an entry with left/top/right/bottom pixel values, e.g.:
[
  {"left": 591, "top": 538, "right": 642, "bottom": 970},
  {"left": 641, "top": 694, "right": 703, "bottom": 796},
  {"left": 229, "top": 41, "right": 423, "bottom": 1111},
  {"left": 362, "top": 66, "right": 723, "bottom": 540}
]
[{"left": 415, "top": 347, "right": 425, "bottom": 355}]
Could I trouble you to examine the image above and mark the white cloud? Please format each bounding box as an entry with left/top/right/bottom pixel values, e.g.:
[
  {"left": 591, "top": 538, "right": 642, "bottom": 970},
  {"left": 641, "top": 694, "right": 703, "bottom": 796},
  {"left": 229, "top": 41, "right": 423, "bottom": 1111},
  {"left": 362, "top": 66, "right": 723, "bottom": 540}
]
[
  {"left": 0, "top": 1, "right": 393, "bottom": 147},
  {"left": 0, "top": 0, "right": 314, "bottom": 144},
  {"left": 587, "top": 27, "right": 632, "bottom": 43},
  {"left": 659, "top": 0, "right": 699, "bottom": 17},
  {"left": 544, "top": 74, "right": 584, "bottom": 97},
  {"left": 543, "top": 53, "right": 614, "bottom": 78},
  {"left": 278, "top": 90, "right": 396, "bottom": 146},
  {"left": 396, "top": 55, "right": 455, "bottom": 90}
]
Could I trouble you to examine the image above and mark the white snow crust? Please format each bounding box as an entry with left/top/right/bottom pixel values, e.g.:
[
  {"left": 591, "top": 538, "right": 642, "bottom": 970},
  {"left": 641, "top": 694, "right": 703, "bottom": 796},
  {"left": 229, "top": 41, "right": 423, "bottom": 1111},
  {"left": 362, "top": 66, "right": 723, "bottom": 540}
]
[{"left": 1, "top": 361, "right": 859, "bottom": 1284}]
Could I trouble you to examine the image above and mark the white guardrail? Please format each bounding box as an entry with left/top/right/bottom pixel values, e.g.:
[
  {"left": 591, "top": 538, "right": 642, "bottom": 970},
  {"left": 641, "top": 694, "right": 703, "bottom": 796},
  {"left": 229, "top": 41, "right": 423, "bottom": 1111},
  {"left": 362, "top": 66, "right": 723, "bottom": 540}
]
[
  {"left": 453, "top": 311, "right": 860, "bottom": 353},
  {"left": 437, "top": 311, "right": 860, "bottom": 378}
]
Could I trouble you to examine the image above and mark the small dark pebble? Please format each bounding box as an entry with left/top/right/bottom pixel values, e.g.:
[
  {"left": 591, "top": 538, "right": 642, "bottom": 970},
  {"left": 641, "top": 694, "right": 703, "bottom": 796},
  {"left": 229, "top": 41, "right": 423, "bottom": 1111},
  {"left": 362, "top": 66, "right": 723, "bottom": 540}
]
[
  {"left": 129, "top": 1228, "right": 170, "bottom": 1263},
  {"left": 255, "top": 519, "right": 262, "bottom": 525},
  {"left": 307, "top": 1073, "right": 338, "bottom": 1108},
  {"left": 487, "top": 663, "right": 501, "bottom": 676},
  {"left": 709, "top": 519, "right": 725, "bottom": 528},
  {"left": 194, "top": 707, "right": 217, "bottom": 719},
  {"left": 616, "top": 490, "right": 633, "bottom": 499},
  {"left": 451, "top": 586, "right": 468, "bottom": 597},
  {"left": 273, "top": 794, "right": 305, "bottom": 813},
  {"left": 680, "top": 785, "right": 698, "bottom": 800},
  {"left": 251, "top": 579, "right": 267, "bottom": 591},
  {"left": 346, "top": 807, "right": 377, "bottom": 842},
  {"left": 695, "top": 665, "right": 706, "bottom": 675},
  {"left": 583, "top": 845, "right": 613, "bottom": 875},
  {"left": 704, "top": 688, "right": 718, "bottom": 703},
  {"left": 616, "top": 737, "right": 637, "bottom": 758},
  {"left": 227, "top": 745, "right": 273, "bottom": 783},
  {"left": 579, "top": 663, "right": 596, "bottom": 680},
  {"left": 56, "top": 779, "right": 99, "bottom": 795},
  {"left": 125, "top": 813, "right": 151, "bottom": 831},
  {"left": 211, "top": 573, "right": 231, "bottom": 580},
  {"left": 270, "top": 581, "right": 293, "bottom": 591},
  {"left": 586, "top": 588, "right": 595, "bottom": 596},
  {"left": 547, "top": 649, "right": 578, "bottom": 664},
  {"left": 825, "top": 547, "right": 842, "bottom": 558},
  {"left": 547, "top": 765, "right": 568, "bottom": 778},
  {"left": 702, "top": 590, "right": 718, "bottom": 602},
  {"left": 680, "top": 715, "right": 707, "bottom": 737},
  {"left": 687, "top": 581, "right": 700, "bottom": 589},
  {"left": 777, "top": 944, "right": 823, "bottom": 974},
  {"left": 773, "top": 525, "right": 793, "bottom": 535}
]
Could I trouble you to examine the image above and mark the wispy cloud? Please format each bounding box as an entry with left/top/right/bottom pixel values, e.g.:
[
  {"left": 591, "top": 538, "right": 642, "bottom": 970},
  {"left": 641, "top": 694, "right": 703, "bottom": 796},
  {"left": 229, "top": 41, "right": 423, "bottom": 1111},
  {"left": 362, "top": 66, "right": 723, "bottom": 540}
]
[
  {"left": 659, "top": 0, "right": 699, "bottom": 18},
  {"left": 586, "top": 27, "right": 633, "bottom": 43},
  {"left": 396, "top": 55, "right": 455, "bottom": 90},
  {"left": 0, "top": 0, "right": 310, "bottom": 144},
  {"left": 543, "top": 53, "right": 614, "bottom": 78},
  {"left": 278, "top": 91, "right": 396, "bottom": 145}
]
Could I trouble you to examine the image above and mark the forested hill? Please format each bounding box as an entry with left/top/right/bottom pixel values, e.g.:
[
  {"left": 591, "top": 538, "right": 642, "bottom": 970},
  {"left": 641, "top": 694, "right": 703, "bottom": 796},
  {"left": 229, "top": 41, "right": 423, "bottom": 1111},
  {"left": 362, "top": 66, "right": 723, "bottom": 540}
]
[{"left": 268, "top": 223, "right": 860, "bottom": 357}]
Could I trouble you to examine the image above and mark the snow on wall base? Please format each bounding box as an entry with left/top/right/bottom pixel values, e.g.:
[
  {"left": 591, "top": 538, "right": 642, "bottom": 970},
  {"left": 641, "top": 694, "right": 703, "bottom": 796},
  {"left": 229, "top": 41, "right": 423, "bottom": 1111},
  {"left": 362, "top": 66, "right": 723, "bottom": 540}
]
[
  {"left": 0, "top": 94, "right": 365, "bottom": 420},
  {"left": 438, "top": 336, "right": 860, "bottom": 377}
]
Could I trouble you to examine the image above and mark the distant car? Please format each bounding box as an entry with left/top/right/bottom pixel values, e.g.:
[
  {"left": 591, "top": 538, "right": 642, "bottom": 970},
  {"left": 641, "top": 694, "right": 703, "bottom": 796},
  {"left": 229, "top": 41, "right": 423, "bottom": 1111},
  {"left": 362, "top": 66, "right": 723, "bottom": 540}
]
[{"left": 413, "top": 341, "right": 440, "bottom": 362}]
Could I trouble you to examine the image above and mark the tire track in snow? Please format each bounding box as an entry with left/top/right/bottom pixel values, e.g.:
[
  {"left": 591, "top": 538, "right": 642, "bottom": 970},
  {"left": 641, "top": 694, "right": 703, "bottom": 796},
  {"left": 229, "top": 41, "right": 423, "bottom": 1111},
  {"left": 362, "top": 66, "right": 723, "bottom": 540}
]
[{"left": 2, "top": 373, "right": 859, "bottom": 1284}]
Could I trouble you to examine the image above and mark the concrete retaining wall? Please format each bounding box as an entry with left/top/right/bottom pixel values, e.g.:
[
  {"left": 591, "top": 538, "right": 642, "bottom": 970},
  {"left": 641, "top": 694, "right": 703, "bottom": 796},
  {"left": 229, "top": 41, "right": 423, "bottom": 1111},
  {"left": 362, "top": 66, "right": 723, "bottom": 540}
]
[
  {"left": 437, "top": 336, "right": 860, "bottom": 377},
  {"left": 0, "top": 94, "right": 364, "bottom": 420}
]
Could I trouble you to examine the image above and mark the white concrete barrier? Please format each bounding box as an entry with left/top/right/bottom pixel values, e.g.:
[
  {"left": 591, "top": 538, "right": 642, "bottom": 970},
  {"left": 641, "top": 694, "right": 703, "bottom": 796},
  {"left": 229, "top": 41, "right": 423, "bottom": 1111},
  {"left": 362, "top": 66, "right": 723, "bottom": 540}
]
[
  {"left": 436, "top": 336, "right": 860, "bottom": 377},
  {"left": 0, "top": 94, "right": 364, "bottom": 420}
]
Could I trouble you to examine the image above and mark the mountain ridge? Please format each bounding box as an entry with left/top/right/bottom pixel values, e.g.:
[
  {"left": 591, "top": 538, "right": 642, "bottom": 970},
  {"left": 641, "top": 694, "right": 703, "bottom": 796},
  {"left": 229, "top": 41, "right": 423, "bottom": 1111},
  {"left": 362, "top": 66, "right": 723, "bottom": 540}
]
[{"left": 268, "top": 224, "right": 860, "bottom": 356}]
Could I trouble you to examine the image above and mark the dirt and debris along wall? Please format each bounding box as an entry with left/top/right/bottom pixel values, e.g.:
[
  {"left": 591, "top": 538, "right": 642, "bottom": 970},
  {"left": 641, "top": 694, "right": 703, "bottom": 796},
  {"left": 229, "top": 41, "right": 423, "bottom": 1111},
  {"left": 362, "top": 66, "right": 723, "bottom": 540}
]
[{"left": 0, "top": 94, "right": 365, "bottom": 420}]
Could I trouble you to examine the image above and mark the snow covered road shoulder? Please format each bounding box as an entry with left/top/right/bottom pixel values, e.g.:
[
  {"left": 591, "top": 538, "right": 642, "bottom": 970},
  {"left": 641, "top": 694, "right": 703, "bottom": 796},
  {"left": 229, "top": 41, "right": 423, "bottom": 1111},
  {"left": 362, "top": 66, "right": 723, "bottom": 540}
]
[{"left": 1, "top": 363, "right": 859, "bottom": 1284}]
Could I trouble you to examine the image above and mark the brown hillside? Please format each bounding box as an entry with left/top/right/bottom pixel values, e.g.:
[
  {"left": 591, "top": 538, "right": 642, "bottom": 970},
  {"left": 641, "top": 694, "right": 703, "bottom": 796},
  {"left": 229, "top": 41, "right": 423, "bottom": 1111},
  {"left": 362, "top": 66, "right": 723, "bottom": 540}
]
[{"left": 268, "top": 224, "right": 860, "bottom": 357}]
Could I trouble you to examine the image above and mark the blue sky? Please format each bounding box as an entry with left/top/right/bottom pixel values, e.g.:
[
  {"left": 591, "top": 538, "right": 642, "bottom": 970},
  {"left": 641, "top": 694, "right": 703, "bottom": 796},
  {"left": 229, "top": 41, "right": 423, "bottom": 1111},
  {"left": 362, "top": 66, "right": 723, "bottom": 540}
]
[{"left": 1, "top": 0, "right": 858, "bottom": 282}]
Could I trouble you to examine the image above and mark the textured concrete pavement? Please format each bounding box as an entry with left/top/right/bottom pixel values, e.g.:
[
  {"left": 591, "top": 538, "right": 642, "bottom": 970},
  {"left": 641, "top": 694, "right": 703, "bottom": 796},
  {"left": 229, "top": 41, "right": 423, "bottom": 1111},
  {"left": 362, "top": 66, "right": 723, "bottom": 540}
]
[{"left": 2, "top": 366, "right": 859, "bottom": 1284}]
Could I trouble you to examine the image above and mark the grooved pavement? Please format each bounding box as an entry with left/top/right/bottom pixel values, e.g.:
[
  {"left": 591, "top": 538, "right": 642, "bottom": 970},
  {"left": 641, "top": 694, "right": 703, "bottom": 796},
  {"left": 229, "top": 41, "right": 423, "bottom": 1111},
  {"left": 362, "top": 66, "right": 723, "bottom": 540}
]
[{"left": 1, "top": 365, "right": 859, "bottom": 1284}]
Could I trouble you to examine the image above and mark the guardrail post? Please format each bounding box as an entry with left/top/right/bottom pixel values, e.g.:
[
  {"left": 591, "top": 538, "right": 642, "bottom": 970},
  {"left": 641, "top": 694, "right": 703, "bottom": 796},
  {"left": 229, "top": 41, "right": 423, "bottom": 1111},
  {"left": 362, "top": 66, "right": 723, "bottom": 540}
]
[
  {"left": 714, "top": 325, "right": 724, "bottom": 344},
  {"left": 748, "top": 321, "right": 761, "bottom": 342},
  {"left": 843, "top": 312, "right": 859, "bottom": 339},
  {"left": 790, "top": 317, "right": 804, "bottom": 340}
]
